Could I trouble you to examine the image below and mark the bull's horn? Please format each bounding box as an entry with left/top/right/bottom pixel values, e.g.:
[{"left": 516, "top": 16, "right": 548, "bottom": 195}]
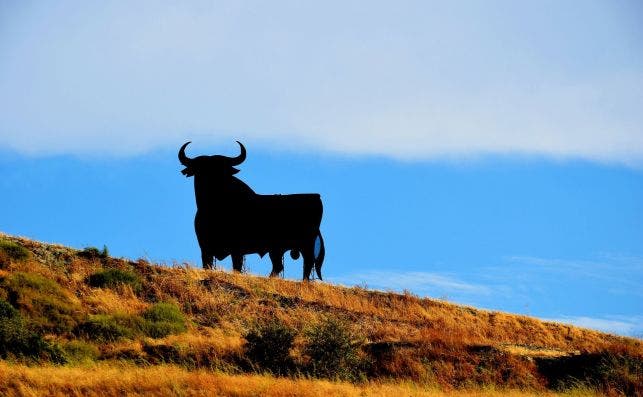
[
  {"left": 178, "top": 141, "right": 192, "bottom": 165},
  {"left": 226, "top": 141, "right": 246, "bottom": 166}
]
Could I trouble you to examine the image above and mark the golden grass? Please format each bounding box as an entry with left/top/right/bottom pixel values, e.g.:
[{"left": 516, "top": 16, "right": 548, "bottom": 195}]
[
  {"left": 499, "top": 344, "right": 576, "bottom": 358},
  {"left": 146, "top": 327, "right": 245, "bottom": 356},
  {"left": 2, "top": 231, "right": 640, "bottom": 361},
  {"left": 84, "top": 286, "right": 149, "bottom": 315},
  {"left": 0, "top": 232, "right": 639, "bottom": 395},
  {"left": 0, "top": 362, "right": 572, "bottom": 397},
  {"left": 2, "top": 231, "right": 641, "bottom": 359},
  {"left": 146, "top": 266, "right": 634, "bottom": 354},
  {"left": 0, "top": 232, "right": 632, "bottom": 351}
]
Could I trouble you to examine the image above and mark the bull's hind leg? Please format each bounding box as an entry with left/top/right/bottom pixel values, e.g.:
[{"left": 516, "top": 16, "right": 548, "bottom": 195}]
[
  {"left": 313, "top": 232, "right": 324, "bottom": 281},
  {"left": 232, "top": 253, "right": 244, "bottom": 273},
  {"left": 302, "top": 247, "right": 314, "bottom": 281},
  {"left": 269, "top": 250, "right": 285, "bottom": 277}
]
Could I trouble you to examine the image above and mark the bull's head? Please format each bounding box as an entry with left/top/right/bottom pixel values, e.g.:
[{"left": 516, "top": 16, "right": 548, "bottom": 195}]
[{"left": 178, "top": 141, "right": 246, "bottom": 178}]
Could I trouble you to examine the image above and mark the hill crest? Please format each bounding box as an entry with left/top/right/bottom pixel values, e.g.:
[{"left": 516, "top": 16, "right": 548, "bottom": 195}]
[{"left": 0, "top": 232, "right": 641, "bottom": 395}]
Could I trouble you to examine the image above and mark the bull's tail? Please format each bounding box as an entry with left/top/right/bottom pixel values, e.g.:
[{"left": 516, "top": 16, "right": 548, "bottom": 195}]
[{"left": 313, "top": 231, "right": 325, "bottom": 280}]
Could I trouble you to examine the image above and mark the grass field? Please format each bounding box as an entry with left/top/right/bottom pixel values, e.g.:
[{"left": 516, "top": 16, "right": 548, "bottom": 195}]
[
  {"left": 0, "top": 232, "right": 640, "bottom": 396},
  {"left": 0, "top": 363, "right": 602, "bottom": 397}
]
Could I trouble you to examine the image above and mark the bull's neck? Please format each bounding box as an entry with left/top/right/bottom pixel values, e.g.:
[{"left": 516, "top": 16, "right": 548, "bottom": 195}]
[
  {"left": 192, "top": 175, "right": 254, "bottom": 211},
  {"left": 193, "top": 177, "right": 214, "bottom": 210}
]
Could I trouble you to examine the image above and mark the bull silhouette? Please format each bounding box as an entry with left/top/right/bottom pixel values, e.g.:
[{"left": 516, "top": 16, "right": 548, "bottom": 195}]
[{"left": 179, "top": 141, "right": 325, "bottom": 280}]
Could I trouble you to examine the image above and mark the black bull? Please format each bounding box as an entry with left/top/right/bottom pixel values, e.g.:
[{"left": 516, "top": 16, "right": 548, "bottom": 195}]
[{"left": 179, "top": 141, "right": 325, "bottom": 280}]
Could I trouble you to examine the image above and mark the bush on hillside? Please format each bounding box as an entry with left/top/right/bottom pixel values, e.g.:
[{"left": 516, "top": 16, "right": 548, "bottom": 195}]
[
  {"left": 74, "top": 313, "right": 144, "bottom": 342},
  {"left": 78, "top": 245, "right": 109, "bottom": 260},
  {"left": 244, "top": 319, "right": 296, "bottom": 375},
  {"left": 88, "top": 269, "right": 141, "bottom": 292},
  {"left": 62, "top": 340, "right": 100, "bottom": 363},
  {"left": 1, "top": 272, "right": 81, "bottom": 334},
  {"left": 303, "top": 317, "right": 367, "bottom": 381},
  {"left": 0, "top": 239, "right": 29, "bottom": 268},
  {"left": 74, "top": 304, "right": 187, "bottom": 342},
  {"left": 0, "top": 299, "right": 66, "bottom": 363},
  {"left": 142, "top": 303, "right": 187, "bottom": 338}
]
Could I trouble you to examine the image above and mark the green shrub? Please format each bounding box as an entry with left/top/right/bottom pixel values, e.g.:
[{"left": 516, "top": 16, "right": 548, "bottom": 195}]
[
  {"left": 63, "top": 340, "right": 100, "bottom": 363},
  {"left": 74, "top": 304, "right": 187, "bottom": 342},
  {"left": 0, "top": 298, "right": 19, "bottom": 318},
  {"left": 142, "top": 342, "right": 238, "bottom": 371},
  {"left": 303, "top": 317, "right": 365, "bottom": 381},
  {"left": 0, "top": 299, "right": 66, "bottom": 363},
  {"left": 2, "top": 272, "right": 81, "bottom": 334},
  {"left": 78, "top": 245, "right": 109, "bottom": 260},
  {"left": 74, "top": 313, "right": 144, "bottom": 342},
  {"left": 244, "top": 319, "right": 296, "bottom": 375},
  {"left": 142, "top": 302, "right": 185, "bottom": 323},
  {"left": 143, "top": 321, "right": 185, "bottom": 339},
  {"left": 0, "top": 239, "right": 29, "bottom": 267},
  {"left": 142, "top": 303, "right": 187, "bottom": 338},
  {"left": 88, "top": 269, "right": 141, "bottom": 292}
]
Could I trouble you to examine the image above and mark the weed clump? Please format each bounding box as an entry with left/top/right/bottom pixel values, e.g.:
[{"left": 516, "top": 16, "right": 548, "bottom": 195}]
[
  {"left": 74, "top": 304, "right": 187, "bottom": 342},
  {"left": 303, "top": 317, "right": 366, "bottom": 381},
  {"left": 78, "top": 245, "right": 109, "bottom": 260},
  {"left": 245, "top": 319, "right": 296, "bottom": 375},
  {"left": 142, "top": 303, "right": 187, "bottom": 338},
  {"left": 74, "top": 313, "right": 144, "bottom": 342},
  {"left": 0, "top": 239, "right": 29, "bottom": 267},
  {"left": 1, "top": 272, "right": 81, "bottom": 334},
  {"left": 88, "top": 269, "right": 141, "bottom": 292},
  {"left": 0, "top": 299, "right": 66, "bottom": 363},
  {"left": 62, "top": 340, "right": 100, "bottom": 363}
]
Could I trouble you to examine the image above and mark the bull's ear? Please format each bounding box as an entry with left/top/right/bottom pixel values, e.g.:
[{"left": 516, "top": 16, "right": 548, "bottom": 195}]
[{"left": 229, "top": 167, "right": 240, "bottom": 175}]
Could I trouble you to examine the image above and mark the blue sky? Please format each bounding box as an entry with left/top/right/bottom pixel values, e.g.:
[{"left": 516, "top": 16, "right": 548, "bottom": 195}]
[{"left": 1, "top": 1, "right": 642, "bottom": 336}]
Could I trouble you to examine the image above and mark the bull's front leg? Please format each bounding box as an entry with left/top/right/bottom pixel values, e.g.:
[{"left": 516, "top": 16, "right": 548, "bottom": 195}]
[
  {"left": 231, "top": 253, "right": 244, "bottom": 273},
  {"left": 201, "top": 251, "right": 214, "bottom": 270},
  {"left": 269, "top": 250, "right": 285, "bottom": 277},
  {"left": 302, "top": 247, "right": 314, "bottom": 281}
]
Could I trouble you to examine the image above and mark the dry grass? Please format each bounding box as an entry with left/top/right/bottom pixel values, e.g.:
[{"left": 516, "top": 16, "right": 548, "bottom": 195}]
[
  {"left": 500, "top": 344, "right": 576, "bottom": 358},
  {"left": 84, "top": 286, "right": 149, "bottom": 315},
  {"left": 0, "top": 232, "right": 640, "bottom": 395},
  {"left": 2, "top": 232, "right": 634, "bottom": 356},
  {"left": 0, "top": 362, "right": 574, "bottom": 397}
]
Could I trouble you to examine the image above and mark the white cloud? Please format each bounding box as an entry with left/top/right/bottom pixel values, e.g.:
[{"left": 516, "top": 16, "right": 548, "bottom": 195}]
[
  {"left": 505, "top": 254, "right": 643, "bottom": 294},
  {"left": 330, "top": 268, "right": 643, "bottom": 337},
  {"left": 329, "top": 271, "right": 490, "bottom": 296},
  {"left": 543, "top": 315, "right": 643, "bottom": 337},
  {"left": 1, "top": 1, "right": 642, "bottom": 164}
]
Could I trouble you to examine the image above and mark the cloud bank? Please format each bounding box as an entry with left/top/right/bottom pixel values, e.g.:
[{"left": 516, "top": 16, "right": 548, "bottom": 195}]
[
  {"left": 329, "top": 271, "right": 490, "bottom": 297},
  {"left": 544, "top": 316, "right": 643, "bottom": 337},
  {"left": 1, "top": 1, "right": 642, "bottom": 164}
]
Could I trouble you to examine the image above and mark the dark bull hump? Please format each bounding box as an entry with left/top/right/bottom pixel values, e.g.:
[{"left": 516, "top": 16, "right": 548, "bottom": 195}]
[{"left": 179, "top": 141, "right": 325, "bottom": 280}]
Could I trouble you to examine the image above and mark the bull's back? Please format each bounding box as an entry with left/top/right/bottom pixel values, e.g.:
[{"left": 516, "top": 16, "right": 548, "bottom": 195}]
[
  {"left": 263, "top": 193, "right": 321, "bottom": 213},
  {"left": 248, "top": 193, "right": 322, "bottom": 245},
  {"left": 258, "top": 194, "right": 321, "bottom": 226}
]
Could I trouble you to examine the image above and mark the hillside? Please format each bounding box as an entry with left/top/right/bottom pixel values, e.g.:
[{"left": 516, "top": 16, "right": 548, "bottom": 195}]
[{"left": 0, "top": 232, "right": 641, "bottom": 396}]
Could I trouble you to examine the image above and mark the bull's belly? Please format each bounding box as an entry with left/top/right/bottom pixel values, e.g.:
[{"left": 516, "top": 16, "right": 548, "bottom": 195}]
[{"left": 194, "top": 211, "right": 316, "bottom": 257}]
